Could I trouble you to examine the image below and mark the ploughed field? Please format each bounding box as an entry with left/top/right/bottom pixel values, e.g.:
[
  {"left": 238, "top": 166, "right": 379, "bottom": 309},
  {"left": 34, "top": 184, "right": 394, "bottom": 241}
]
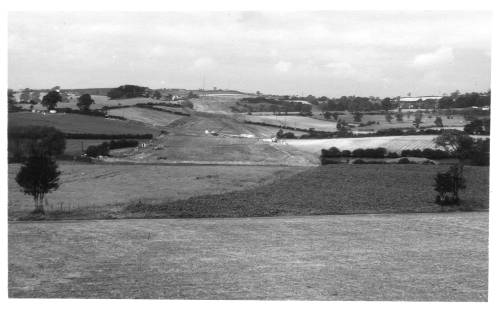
[{"left": 8, "top": 212, "right": 488, "bottom": 300}]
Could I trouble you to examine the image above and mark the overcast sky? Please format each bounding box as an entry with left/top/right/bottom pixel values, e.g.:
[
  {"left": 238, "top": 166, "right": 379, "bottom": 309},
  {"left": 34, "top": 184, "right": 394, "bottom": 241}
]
[{"left": 8, "top": 11, "right": 491, "bottom": 97}]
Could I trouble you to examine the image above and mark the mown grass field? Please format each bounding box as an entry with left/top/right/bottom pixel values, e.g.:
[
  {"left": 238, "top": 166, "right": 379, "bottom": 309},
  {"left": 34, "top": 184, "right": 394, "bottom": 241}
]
[
  {"left": 245, "top": 114, "right": 338, "bottom": 132},
  {"left": 107, "top": 107, "right": 185, "bottom": 127},
  {"left": 8, "top": 212, "right": 488, "bottom": 300},
  {"left": 191, "top": 94, "right": 255, "bottom": 113},
  {"left": 8, "top": 112, "right": 158, "bottom": 135},
  {"left": 311, "top": 112, "right": 467, "bottom": 131},
  {"left": 8, "top": 163, "right": 306, "bottom": 218},
  {"left": 9, "top": 164, "right": 488, "bottom": 220}
]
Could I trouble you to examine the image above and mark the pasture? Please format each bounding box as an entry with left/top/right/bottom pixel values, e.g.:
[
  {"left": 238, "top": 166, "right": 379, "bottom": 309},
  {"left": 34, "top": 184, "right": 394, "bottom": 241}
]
[
  {"left": 106, "top": 107, "right": 185, "bottom": 127},
  {"left": 191, "top": 94, "right": 255, "bottom": 113},
  {"left": 9, "top": 212, "right": 488, "bottom": 300},
  {"left": 8, "top": 164, "right": 488, "bottom": 220},
  {"left": 8, "top": 112, "right": 158, "bottom": 135},
  {"left": 245, "top": 114, "right": 338, "bottom": 132},
  {"left": 8, "top": 163, "right": 306, "bottom": 218},
  {"left": 312, "top": 112, "right": 467, "bottom": 131}
]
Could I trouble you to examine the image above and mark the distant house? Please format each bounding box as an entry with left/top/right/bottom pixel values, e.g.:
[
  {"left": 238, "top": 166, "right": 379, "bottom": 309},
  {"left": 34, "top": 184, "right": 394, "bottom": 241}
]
[{"left": 398, "top": 96, "right": 442, "bottom": 109}]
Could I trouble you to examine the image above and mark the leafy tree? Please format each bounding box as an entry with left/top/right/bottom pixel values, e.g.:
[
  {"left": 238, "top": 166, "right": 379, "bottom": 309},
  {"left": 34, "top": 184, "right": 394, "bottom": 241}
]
[
  {"left": 323, "top": 111, "right": 332, "bottom": 120},
  {"left": 8, "top": 126, "right": 66, "bottom": 162},
  {"left": 353, "top": 112, "right": 363, "bottom": 122},
  {"left": 385, "top": 112, "right": 393, "bottom": 123},
  {"left": 434, "top": 116, "right": 444, "bottom": 127},
  {"left": 15, "top": 154, "right": 61, "bottom": 214},
  {"left": 381, "top": 97, "right": 392, "bottom": 111},
  {"left": 20, "top": 89, "right": 31, "bottom": 103},
  {"left": 8, "top": 89, "right": 18, "bottom": 111},
  {"left": 434, "top": 164, "right": 466, "bottom": 207},
  {"left": 77, "top": 94, "right": 95, "bottom": 111},
  {"left": 107, "top": 85, "right": 148, "bottom": 99},
  {"left": 153, "top": 90, "right": 162, "bottom": 100},
  {"left": 433, "top": 130, "right": 474, "bottom": 161},
  {"left": 464, "top": 119, "right": 486, "bottom": 135},
  {"left": 41, "top": 90, "right": 62, "bottom": 110},
  {"left": 413, "top": 111, "right": 423, "bottom": 128}
]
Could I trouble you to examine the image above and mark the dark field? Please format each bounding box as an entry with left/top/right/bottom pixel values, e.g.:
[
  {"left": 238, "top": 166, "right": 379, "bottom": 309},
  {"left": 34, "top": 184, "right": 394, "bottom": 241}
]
[
  {"left": 9, "top": 164, "right": 489, "bottom": 221},
  {"left": 131, "top": 164, "right": 489, "bottom": 219},
  {"left": 8, "top": 212, "right": 488, "bottom": 300},
  {"left": 8, "top": 112, "right": 158, "bottom": 135}
]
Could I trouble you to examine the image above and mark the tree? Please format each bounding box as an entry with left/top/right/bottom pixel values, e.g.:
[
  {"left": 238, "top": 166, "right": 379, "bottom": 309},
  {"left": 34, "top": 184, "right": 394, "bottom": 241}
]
[
  {"left": 385, "top": 112, "right": 393, "bottom": 123},
  {"left": 77, "top": 94, "right": 95, "bottom": 111},
  {"left": 353, "top": 112, "right": 363, "bottom": 122},
  {"left": 15, "top": 154, "right": 61, "bottom": 214},
  {"left": 152, "top": 90, "right": 162, "bottom": 100},
  {"left": 434, "top": 164, "right": 466, "bottom": 208},
  {"left": 434, "top": 116, "right": 444, "bottom": 127},
  {"left": 381, "top": 97, "right": 392, "bottom": 111},
  {"left": 8, "top": 88, "right": 17, "bottom": 111},
  {"left": 323, "top": 111, "right": 332, "bottom": 120},
  {"left": 464, "top": 119, "right": 486, "bottom": 135},
  {"left": 41, "top": 90, "right": 62, "bottom": 110},
  {"left": 413, "top": 111, "right": 423, "bottom": 128},
  {"left": 8, "top": 126, "right": 66, "bottom": 162},
  {"left": 433, "top": 130, "right": 474, "bottom": 161}
]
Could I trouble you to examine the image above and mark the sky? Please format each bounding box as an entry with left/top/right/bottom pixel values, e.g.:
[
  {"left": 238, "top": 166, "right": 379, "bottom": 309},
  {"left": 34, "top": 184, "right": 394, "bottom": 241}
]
[{"left": 8, "top": 11, "right": 491, "bottom": 97}]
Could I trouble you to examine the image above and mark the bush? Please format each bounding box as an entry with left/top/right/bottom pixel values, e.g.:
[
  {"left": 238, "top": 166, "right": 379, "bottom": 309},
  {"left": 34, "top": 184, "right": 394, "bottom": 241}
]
[
  {"left": 398, "top": 158, "right": 411, "bottom": 164},
  {"left": 341, "top": 150, "right": 351, "bottom": 157},
  {"left": 85, "top": 139, "right": 140, "bottom": 157},
  {"left": 387, "top": 152, "right": 399, "bottom": 158},
  {"left": 321, "top": 147, "right": 342, "bottom": 158},
  {"left": 352, "top": 159, "right": 366, "bottom": 164}
]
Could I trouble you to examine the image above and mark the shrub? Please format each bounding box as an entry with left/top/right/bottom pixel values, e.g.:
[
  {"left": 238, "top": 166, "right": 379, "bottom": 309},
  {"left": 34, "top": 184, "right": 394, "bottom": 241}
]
[
  {"left": 397, "top": 158, "right": 411, "bottom": 164},
  {"left": 352, "top": 159, "right": 366, "bottom": 164},
  {"left": 341, "top": 150, "right": 351, "bottom": 157},
  {"left": 387, "top": 152, "right": 399, "bottom": 158}
]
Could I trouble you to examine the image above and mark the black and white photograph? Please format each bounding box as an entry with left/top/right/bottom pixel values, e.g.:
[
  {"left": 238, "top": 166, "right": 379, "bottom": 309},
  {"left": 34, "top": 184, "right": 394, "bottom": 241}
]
[{"left": 3, "top": 0, "right": 497, "bottom": 305}]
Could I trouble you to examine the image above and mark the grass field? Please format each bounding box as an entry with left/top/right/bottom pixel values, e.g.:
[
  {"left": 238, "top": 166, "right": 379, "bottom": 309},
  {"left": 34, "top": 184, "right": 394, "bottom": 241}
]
[
  {"left": 245, "top": 115, "right": 338, "bottom": 132},
  {"left": 107, "top": 107, "right": 185, "bottom": 127},
  {"left": 9, "top": 164, "right": 488, "bottom": 220},
  {"left": 8, "top": 112, "right": 158, "bottom": 135},
  {"left": 131, "top": 164, "right": 487, "bottom": 219},
  {"left": 285, "top": 135, "right": 441, "bottom": 154},
  {"left": 8, "top": 163, "right": 306, "bottom": 218},
  {"left": 191, "top": 94, "right": 255, "bottom": 113},
  {"left": 8, "top": 212, "right": 488, "bottom": 300}
]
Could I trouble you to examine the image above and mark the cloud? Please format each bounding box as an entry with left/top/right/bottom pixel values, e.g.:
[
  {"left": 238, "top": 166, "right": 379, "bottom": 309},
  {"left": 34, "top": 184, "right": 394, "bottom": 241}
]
[
  {"left": 191, "top": 57, "right": 215, "bottom": 70},
  {"left": 274, "top": 61, "right": 291, "bottom": 73},
  {"left": 412, "top": 47, "right": 454, "bottom": 68}
]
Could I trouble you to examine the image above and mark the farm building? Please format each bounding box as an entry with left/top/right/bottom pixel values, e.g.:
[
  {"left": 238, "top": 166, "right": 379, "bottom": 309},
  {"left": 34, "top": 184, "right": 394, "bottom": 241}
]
[{"left": 397, "top": 96, "right": 442, "bottom": 109}]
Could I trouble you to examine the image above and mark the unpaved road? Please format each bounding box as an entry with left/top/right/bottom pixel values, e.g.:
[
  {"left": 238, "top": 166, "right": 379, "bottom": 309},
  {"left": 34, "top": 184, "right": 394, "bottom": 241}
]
[{"left": 9, "top": 212, "right": 488, "bottom": 300}]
